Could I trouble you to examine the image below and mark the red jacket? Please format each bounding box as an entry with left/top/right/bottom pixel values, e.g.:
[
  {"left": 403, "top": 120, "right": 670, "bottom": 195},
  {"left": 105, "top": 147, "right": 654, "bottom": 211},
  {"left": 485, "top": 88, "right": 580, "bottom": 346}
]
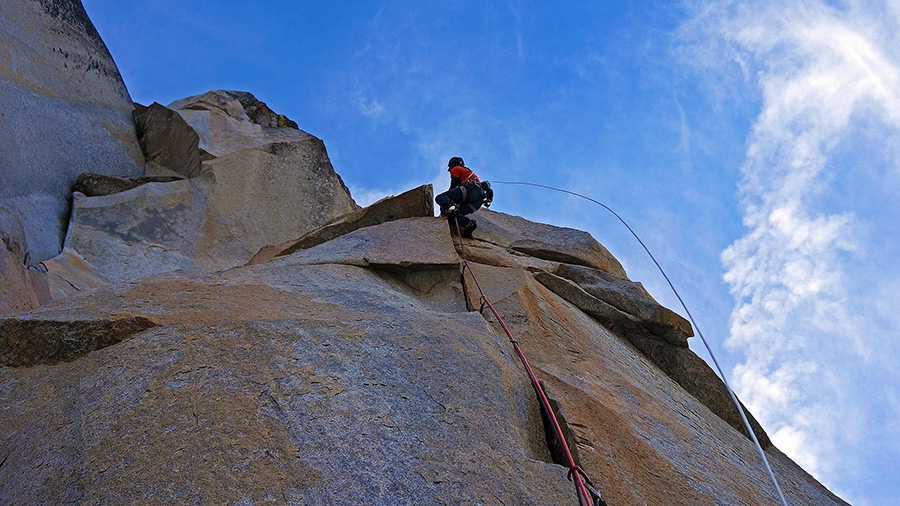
[{"left": 448, "top": 165, "right": 480, "bottom": 188}]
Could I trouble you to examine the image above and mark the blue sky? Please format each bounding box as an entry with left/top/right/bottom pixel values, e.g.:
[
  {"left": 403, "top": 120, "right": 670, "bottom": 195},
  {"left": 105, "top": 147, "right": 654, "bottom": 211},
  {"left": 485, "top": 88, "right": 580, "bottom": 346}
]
[{"left": 81, "top": 1, "right": 900, "bottom": 504}]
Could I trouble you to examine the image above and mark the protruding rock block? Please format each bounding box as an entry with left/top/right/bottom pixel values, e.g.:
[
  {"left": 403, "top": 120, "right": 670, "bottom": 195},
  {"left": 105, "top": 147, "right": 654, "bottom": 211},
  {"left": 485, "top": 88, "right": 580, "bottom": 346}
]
[
  {"left": 72, "top": 173, "right": 184, "bottom": 197},
  {"left": 250, "top": 185, "right": 435, "bottom": 265},
  {"left": 474, "top": 210, "right": 627, "bottom": 278},
  {"left": 533, "top": 270, "right": 658, "bottom": 343},
  {"left": 168, "top": 90, "right": 312, "bottom": 158},
  {"left": 49, "top": 91, "right": 358, "bottom": 288},
  {"left": 133, "top": 102, "right": 203, "bottom": 177},
  {"left": 0, "top": 315, "right": 156, "bottom": 367},
  {"left": 201, "top": 138, "right": 358, "bottom": 256},
  {"left": 553, "top": 263, "right": 693, "bottom": 344}
]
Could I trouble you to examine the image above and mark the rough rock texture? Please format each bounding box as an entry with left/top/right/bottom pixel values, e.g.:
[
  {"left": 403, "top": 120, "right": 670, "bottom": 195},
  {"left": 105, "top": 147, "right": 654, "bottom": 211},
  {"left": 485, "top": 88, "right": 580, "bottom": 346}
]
[
  {"left": 0, "top": 210, "right": 846, "bottom": 505},
  {"left": 452, "top": 221, "right": 842, "bottom": 505},
  {"left": 0, "top": 220, "right": 573, "bottom": 505},
  {"left": 0, "top": 0, "right": 144, "bottom": 262},
  {"left": 0, "top": 315, "right": 156, "bottom": 367},
  {"left": 168, "top": 90, "right": 311, "bottom": 158},
  {"left": 72, "top": 172, "right": 183, "bottom": 197},
  {"left": 199, "top": 138, "right": 358, "bottom": 255},
  {"left": 250, "top": 184, "right": 436, "bottom": 265},
  {"left": 472, "top": 210, "right": 627, "bottom": 278},
  {"left": 40, "top": 248, "right": 111, "bottom": 301},
  {"left": 554, "top": 263, "right": 693, "bottom": 342},
  {"left": 630, "top": 337, "right": 771, "bottom": 447},
  {"left": 0, "top": 205, "right": 51, "bottom": 316},
  {"left": 133, "top": 102, "right": 203, "bottom": 177},
  {"left": 32, "top": 90, "right": 359, "bottom": 294},
  {"left": 0, "top": 7, "right": 846, "bottom": 503}
]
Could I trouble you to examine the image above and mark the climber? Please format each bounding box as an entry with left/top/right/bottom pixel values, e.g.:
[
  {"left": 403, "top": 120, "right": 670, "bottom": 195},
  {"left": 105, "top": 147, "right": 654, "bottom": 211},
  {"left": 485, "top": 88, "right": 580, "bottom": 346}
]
[{"left": 435, "top": 156, "right": 493, "bottom": 238}]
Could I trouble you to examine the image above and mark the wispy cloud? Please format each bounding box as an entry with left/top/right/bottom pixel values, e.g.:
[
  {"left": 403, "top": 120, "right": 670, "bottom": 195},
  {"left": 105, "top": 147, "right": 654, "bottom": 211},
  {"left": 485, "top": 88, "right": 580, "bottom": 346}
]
[{"left": 690, "top": 0, "right": 900, "bottom": 501}]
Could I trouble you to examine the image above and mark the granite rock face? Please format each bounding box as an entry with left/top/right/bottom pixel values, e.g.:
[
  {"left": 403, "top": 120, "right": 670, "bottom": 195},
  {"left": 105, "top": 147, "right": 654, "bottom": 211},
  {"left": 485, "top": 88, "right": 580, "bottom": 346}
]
[
  {"left": 250, "top": 184, "right": 436, "bottom": 265},
  {"left": 0, "top": 220, "right": 572, "bottom": 505},
  {"left": 39, "top": 91, "right": 359, "bottom": 294},
  {"left": 0, "top": 208, "right": 846, "bottom": 505},
  {"left": 0, "top": 5, "right": 847, "bottom": 504},
  {"left": 168, "top": 90, "right": 311, "bottom": 158},
  {"left": 0, "top": 0, "right": 145, "bottom": 262}
]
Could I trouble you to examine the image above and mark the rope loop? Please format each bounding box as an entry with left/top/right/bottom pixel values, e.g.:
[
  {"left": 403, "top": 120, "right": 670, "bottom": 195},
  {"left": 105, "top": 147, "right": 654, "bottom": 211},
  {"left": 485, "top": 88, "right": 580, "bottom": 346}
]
[{"left": 567, "top": 465, "right": 583, "bottom": 482}]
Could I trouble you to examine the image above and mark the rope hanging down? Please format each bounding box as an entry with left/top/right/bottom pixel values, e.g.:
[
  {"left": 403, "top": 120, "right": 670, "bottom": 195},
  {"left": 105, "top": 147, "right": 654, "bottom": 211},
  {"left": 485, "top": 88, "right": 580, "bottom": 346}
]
[
  {"left": 491, "top": 181, "right": 789, "bottom": 506},
  {"left": 452, "top": 217, "right": 605, "bottom": 506}
]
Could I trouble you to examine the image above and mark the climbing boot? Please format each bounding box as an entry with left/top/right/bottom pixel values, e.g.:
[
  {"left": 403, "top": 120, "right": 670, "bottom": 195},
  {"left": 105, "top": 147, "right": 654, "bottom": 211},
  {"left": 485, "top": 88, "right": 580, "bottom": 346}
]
[{"left": 461, "top": 221, "right": 477, "bottom": 238}]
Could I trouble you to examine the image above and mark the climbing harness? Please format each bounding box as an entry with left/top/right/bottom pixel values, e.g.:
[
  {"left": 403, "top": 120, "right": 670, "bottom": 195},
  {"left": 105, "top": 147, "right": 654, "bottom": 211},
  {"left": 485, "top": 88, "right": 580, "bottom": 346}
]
[
  {"left": 490, "top": 181, "right": 790, "bottom": 506},
  {"left": 452, "top": 217, "right": 606, "bottom": 506}
]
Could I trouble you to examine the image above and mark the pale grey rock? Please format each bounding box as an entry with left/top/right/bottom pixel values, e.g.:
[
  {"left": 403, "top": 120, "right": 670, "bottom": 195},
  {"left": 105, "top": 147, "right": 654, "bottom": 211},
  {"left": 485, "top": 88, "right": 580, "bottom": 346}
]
[
  {"left": 0, "top": 204, "right": 51, "bottom": 316},
  {"left": 63, "top": 180, "right": 248, "bottom": 284},
  {"left": 56, "top": 133, "right": 357, "bottom": 286},
  {"left": 250, "top": 184, "right": 435, "bottom": 265},
  {"left": 0, "top": 194, "right": 69, "bottom": 265},
  {"left": 200, "top": 139, "right": 358, "bottom": 256},
  {"left": 168, "top": 90, "right": 312, "bottom": 158},
  {"left": 0, "top": 0, "right": 144, "bottom": 261}
]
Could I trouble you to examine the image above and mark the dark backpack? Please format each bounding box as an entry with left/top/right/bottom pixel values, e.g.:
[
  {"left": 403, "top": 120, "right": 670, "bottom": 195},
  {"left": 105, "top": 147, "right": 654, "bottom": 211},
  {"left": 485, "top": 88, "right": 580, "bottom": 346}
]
[{"left": 480, "top": 181, "right": 494, "bottom": 207}]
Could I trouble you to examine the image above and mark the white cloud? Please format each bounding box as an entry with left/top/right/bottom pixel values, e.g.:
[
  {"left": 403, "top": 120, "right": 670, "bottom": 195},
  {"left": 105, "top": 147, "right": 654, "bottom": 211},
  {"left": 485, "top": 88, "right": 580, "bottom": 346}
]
[
  {"left": 353, "top": 95, "right": 385, "bottom": 119},
  {"left": 689, "top": 0, "right": 900, "bottom": 500}
]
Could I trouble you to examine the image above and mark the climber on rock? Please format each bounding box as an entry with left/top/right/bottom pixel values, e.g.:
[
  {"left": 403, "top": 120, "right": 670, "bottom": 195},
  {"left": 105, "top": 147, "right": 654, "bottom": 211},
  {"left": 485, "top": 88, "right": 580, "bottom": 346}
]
[{"left": 435, "top": 156, "right": 493, "bottom": 238}]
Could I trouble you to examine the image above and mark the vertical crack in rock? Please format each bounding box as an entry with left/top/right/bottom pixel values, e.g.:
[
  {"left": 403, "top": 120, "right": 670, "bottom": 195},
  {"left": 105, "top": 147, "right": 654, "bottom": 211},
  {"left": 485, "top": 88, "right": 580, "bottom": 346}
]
[
  {"left": 0, "top": 316, "right": 157, "bottom": 367},
  {"left": 538, "top": 381, "right": 582, "bottom": 469}
]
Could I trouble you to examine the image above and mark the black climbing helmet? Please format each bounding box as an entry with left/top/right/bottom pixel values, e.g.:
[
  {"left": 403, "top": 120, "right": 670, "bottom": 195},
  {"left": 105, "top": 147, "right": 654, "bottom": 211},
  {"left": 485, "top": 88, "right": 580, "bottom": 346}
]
[{"left": 448, "top": 156, "right": 465, "bottom": 169}]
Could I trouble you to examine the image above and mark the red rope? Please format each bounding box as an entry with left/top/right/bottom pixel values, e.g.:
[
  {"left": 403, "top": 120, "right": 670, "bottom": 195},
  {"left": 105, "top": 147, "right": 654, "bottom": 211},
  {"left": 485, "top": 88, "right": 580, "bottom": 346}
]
[{"left": 452, "top": 218, "right": 599, "bottom": 506}]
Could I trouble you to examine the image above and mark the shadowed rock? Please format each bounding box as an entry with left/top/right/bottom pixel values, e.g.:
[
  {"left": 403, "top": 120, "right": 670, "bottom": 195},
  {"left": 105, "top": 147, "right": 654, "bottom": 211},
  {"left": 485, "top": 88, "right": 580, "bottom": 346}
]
[
  {"left": 45, "top": 95, "right": 358, "bottom": 290},
  {"left": 0, "top": 205, "right": 51, "bottom": 316},
  {"left": 72, "top": 173, "right": 184, "bottom": 197},
  {"left": 534, "top": 267, "right": 768, "bottom": 446},
  {"left": 133, "top": 102, "right": 203, "bottom": 177},
  {"left": 533, "top": 270, "right": 658, "bottom": 343},
  {"left": 457, "top": 261, "right": 817, "bottom": 505},
  {"left": 554, "top": 263, "right": 693, "bottom": 343},
  {"left": 0, "top": 315, "right": 156, "bottom": 367}
]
